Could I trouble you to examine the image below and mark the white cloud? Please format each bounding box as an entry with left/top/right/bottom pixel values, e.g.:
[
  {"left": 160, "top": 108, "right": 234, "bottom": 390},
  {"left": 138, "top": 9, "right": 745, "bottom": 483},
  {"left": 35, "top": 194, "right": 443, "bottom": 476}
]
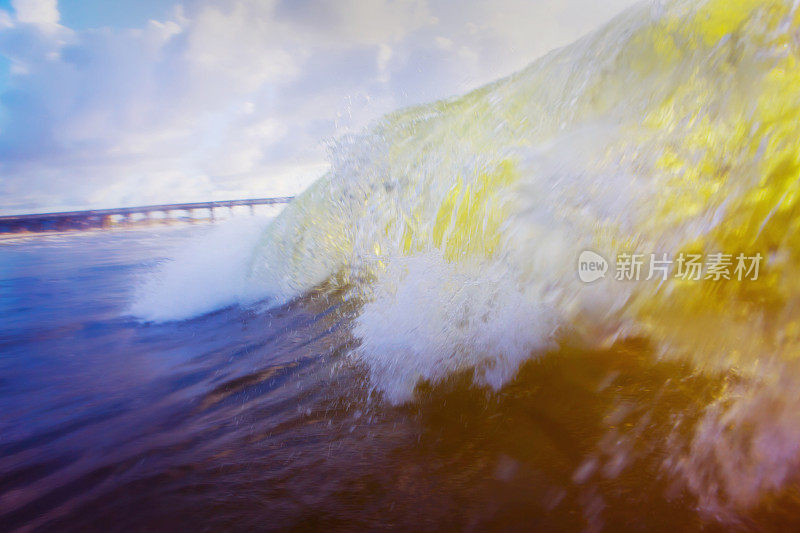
[
  {"left": 11, "top": 0, "right": 59, "bottom": 26},
  {"left": 0, "top": 0, "right": 640, "bottom": 214},
  {"left": 271, "top": 0, "right": 436, "bottom": 45}
]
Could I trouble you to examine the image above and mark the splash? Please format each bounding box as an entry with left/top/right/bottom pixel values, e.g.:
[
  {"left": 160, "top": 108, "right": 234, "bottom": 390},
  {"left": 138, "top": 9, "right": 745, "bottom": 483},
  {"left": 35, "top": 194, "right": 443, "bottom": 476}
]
[
  {"left": 131, "top": 217, "right": 274, "bottom": 322},
  {"left": 237, "top": 0, "right": 800, "bottom": 517}
]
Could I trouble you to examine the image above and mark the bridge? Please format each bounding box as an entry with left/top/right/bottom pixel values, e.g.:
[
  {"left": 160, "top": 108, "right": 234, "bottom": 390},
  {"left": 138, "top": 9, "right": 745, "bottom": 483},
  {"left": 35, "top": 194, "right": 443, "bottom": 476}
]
[{"left": 0, "top": 197, "right": 294, "bottom": 234}]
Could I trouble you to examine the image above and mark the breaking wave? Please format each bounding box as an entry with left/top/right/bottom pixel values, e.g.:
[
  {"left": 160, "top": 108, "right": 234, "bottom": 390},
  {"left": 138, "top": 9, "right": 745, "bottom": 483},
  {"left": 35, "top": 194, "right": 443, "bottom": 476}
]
[
  {"left": 136, "top": 0, "right": 800, "bottom": 519},
  {"left": 253, "top": 0, "right": 800, "bottom": 392}
]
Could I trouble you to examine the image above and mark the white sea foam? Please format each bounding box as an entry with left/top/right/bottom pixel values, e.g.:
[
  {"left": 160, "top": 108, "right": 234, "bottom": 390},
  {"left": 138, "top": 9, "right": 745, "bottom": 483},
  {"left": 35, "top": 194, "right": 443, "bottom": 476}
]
[
  {"left": 353, "top": 252, "right": 560, "bottom": 403},
  {"left": 130, "top": 216, "right": 274, "bottom": 322}
]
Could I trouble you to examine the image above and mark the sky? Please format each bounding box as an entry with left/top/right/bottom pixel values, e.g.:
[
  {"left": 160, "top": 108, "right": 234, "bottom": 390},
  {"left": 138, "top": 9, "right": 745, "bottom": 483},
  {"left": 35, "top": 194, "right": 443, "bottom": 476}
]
[{"left": 0, "top": 0, "right": 640, "bottom": 214}]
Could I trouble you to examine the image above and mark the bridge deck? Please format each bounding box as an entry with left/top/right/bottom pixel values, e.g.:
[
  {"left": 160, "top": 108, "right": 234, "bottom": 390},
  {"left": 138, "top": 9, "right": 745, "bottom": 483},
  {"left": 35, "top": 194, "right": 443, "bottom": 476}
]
[
  {"left": 0, "top": 197, "right": 294, "bottom": 223},
  {"left": 0, "top": 197, "right": 294, "bottom": 234}
]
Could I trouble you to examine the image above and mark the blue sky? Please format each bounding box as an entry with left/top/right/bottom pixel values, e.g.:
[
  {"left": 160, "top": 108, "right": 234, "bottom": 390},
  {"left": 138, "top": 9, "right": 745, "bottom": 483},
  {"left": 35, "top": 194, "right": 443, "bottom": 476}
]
[
  {"left": 58, "top": 0, "right": 173, "bottom": 29},
  {"left": 0, "top": 0, "right": 172, "bottom": 29},
  {"left": 0, "top": 0, "right": 639, "bottom": 214},
  {"left": 0, "top": 1, "right": 10, "bottom": 91}
]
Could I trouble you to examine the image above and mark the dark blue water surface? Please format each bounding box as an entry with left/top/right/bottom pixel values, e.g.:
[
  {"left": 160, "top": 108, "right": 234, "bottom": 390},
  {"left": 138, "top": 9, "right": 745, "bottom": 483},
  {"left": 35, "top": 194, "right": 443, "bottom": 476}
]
[{"left": 0, "top": 227, "right": 374, "bottom": 531}]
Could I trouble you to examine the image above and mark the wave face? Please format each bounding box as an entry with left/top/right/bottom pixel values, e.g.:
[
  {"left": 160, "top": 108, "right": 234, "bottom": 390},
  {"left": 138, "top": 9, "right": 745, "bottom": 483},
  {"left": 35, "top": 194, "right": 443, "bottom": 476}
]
[{"left": 243, "top": 0, "right": 800, "bottom": 517}]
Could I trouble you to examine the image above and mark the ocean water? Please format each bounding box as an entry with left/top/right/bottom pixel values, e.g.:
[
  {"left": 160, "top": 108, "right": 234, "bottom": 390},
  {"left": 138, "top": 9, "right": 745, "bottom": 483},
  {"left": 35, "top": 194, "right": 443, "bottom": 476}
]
[
  {"left": 0, "top": 222, "right": 369, "bottom": 530},
  {"left": 6, "top": 0, "right": 800, "bottom": 530},
  {"left": 0, "top": 224, "right": 796, "bottom": 532},
  {"left": 0, "top": 225, "right": 735, "bottom": 531}
]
